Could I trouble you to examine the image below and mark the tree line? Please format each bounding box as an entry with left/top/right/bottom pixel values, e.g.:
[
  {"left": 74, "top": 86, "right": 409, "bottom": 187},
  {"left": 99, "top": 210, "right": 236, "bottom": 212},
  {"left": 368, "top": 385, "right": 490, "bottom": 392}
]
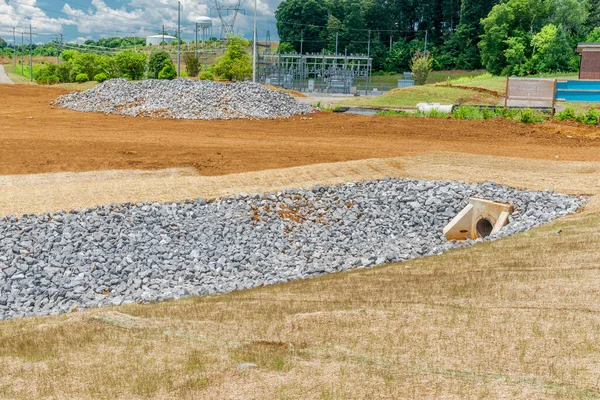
[
  {"left": 29, "top": 36, "right": 251, "bottom": 84},
  {"left": 275, "top": 0, "right": 600, "bottom": 75}
]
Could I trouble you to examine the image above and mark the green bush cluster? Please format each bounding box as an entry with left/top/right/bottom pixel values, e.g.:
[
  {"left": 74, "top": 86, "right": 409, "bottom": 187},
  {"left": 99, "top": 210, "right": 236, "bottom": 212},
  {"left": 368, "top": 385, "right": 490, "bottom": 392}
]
[
  {"left": 215, "top": 36, "right": 252, "bottom": 81},
  {"left": 34, "top": 62, "right": 71, "bottom": 85},
  {"left": 75, "top": 73, "right": 89, "bottom": 83},
  {"left": 184, "top": 53, "right": 200, "bottom": 78},
  {"left": 198, "top": 71, "right": 214, "bottom": 81},
  {"left": 94, "top": 73, "right": 109, "bottom": 83},
  {"left": 158, "top": 63, "right": 177, "bottom": 80},
  {"left": 556, "top": 107, "right": 599, "bottom": 125},
  {"left": 379, "top": 106, "right": 549, "bottom": 124},
  {"left": 34, "top": 49, "right": 148, "bottom": 85},
  {"left": 148, "top": 51, "right": 172, "bottom": 79}
]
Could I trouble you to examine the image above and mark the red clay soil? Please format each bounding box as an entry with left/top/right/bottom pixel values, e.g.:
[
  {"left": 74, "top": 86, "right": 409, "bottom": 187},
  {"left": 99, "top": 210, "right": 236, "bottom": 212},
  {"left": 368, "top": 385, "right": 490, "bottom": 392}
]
[
  {"left": 449, "top": 85, "right": 503, "bottom": 97},
  {"left": 1, "top": 84, "right": 600, "bottom": 176}
]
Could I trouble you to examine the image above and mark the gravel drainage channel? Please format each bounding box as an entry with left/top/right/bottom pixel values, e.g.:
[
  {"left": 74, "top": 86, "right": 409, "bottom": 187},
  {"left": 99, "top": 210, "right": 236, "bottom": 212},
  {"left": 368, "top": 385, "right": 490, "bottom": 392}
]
[{"left": 0, "top": 178, "right": 585, "bottom": 320}]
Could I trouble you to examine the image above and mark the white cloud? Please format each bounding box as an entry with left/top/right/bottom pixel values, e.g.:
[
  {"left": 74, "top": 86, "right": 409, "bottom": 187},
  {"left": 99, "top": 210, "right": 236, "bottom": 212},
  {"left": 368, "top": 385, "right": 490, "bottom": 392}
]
[
  {"left": 0, "top": 0, "right": 280, "bottom": 41},
  {"left": 0, "top": 0, "right": 73, "bottom": 34}
]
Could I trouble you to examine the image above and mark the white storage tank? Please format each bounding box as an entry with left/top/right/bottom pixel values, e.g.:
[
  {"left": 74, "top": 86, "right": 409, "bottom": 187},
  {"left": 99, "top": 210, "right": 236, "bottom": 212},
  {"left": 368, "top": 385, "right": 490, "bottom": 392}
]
[
  {"left": 146, "top": 34, "right": 178, "bottom": 46},
  {"left": 196, "top": 16, "right": 213, "bottom": 29}
]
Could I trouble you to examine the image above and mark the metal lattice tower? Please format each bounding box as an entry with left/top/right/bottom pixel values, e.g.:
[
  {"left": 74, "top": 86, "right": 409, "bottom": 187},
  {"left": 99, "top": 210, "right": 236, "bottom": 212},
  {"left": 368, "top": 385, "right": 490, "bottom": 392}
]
[{"left": 212, "top": 0, "right": 244, "bottom": 39}]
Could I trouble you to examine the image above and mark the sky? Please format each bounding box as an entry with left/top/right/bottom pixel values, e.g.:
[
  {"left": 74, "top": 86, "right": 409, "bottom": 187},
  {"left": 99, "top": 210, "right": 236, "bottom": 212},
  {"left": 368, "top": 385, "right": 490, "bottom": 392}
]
[{"left": 0, "top": 0, "right": 282, "bottom": 44}]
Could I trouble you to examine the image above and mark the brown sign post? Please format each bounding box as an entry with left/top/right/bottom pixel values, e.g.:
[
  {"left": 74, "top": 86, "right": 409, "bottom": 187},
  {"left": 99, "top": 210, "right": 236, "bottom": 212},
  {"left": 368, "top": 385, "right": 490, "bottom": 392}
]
[{"left": 504, "top": 77, "right": 557, "bottom": 116}]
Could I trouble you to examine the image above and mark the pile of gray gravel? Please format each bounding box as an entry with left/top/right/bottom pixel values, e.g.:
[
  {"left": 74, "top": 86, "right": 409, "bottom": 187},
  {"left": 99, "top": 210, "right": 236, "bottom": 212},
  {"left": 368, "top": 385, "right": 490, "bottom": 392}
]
[
  {"left": 54, "top": 78, "right": 313, "bottom": 120},
  {"left": 0, "top": 178, "right": 585, "bottom": 320}
]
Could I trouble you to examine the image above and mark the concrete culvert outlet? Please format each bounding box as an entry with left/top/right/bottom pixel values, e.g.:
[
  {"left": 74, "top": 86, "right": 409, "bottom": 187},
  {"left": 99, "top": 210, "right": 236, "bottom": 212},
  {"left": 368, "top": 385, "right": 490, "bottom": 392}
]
[{"left": 476, "top": 218, "right": 494, "bottom": 238}]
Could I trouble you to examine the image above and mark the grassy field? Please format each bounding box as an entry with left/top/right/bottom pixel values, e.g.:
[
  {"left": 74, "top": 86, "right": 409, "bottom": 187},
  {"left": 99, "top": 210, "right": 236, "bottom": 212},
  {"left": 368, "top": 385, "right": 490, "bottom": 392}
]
[
  {"left": 442, "top": 72, "right": 580, "bottom": 95},
  {"left": 344, "top": 71, "right": 599, "bottom": 110},
  {"left": 345, "top": 85, "right": 501, "bottom": 108},
  {"left": 0, "top": 153, "right": 599, "bottom": 399},
  {"left": 3, "top": 63, "right": 102, "bottom": 91},
  {"left": 361, "top": 70, "right": 486, "bottom": 91}
]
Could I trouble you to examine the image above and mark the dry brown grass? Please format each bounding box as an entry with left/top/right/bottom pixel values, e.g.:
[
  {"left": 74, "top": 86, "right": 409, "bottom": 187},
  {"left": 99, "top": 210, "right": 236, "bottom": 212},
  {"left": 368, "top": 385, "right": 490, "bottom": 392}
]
[
  {"left": 1, "top": 155, "right": 600, "bottom": 399},
  {"left": 2, "top": 152, "right": 600, "bottom": 217}
]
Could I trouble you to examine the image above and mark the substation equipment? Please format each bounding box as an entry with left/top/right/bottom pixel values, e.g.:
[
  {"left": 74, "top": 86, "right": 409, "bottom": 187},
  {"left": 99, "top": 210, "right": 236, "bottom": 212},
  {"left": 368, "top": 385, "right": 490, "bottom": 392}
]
[{"left": 256, "top": 52, "right": 373, "bottom": 95}]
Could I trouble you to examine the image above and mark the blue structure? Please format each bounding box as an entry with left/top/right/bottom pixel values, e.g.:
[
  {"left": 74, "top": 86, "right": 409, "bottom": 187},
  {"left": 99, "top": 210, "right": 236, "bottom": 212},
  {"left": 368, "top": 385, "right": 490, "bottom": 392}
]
[{"left": 556, "top": 80, "right": 600, "bottom": 102}]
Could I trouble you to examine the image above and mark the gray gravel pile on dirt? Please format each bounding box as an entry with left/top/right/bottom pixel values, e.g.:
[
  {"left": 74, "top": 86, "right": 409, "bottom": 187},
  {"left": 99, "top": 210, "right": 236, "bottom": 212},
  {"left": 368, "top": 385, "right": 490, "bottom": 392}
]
[
  {"left": 0, "top": 178, "right": 585, "bottom": 320},
  {"left": 54, "top": 78, "right": 313, "bottom": 120}
]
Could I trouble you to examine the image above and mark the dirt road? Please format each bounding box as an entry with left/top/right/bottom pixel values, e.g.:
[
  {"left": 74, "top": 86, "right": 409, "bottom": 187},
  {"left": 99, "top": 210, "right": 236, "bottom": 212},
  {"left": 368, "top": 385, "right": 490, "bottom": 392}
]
[
  {"left": 1, "top": 84, "right": 600, "bottom": 176},
  {"left": 0, "top": 65, "right": 13, "bottom": 84}
]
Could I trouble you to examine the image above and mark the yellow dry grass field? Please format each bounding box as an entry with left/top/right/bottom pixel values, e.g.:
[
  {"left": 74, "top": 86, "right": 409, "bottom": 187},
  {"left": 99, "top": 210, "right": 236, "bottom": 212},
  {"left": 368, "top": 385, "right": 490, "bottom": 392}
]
[{"left": 1, "top": 153, "right": 600, "bottom": 399}]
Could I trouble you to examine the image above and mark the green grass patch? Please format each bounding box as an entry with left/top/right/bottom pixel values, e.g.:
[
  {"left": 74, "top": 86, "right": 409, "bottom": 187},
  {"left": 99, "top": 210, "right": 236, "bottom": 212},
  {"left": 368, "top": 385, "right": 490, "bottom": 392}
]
[
  {"left": 3, "top": 63, "right": 99, "bottom": 90},
  {"left": 365, "top": 70, "right": 487, "bottom": 89},
  {"left": 555, "top": 106, "right": 599, "bottom": 125},
  {"left": 441, "top": 72, "right": 579, "bottom": 95},
  {"left": 378, "top": 105, "right": 549, "bottom": 124},
  {"left": 343, "top": 85, "right": 500, "bottom": 108}
]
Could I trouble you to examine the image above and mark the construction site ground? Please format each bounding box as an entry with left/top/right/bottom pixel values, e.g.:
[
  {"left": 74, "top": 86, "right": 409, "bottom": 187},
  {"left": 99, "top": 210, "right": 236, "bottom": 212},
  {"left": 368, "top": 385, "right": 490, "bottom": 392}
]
[{"left": 2, "top": 83, "right": 600, "bottom": 399}]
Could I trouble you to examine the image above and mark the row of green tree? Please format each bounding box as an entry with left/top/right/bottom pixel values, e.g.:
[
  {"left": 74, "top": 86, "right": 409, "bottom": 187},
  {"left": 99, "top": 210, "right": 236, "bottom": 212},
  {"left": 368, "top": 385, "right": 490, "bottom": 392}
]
[
  {"left": 275, "top": 0, "right": 600, "bottom": 75},
  {"left": 32, "top": 36, "right": 252, "bottom": 84},
  {"left": 0, "top": 35, "right": 224, "bottom": 59}
]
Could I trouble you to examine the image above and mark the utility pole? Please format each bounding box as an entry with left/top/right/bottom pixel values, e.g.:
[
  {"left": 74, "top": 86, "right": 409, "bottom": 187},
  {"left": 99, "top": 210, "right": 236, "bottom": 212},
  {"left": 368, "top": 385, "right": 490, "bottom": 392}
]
[
  {"left": 162, "top": 25, "right": 165, "bottom": 51},
  {"left": 389, "top": 32, "right": 392, "bottom": 52},
  {"left": 366, "top": 30, "right": 371, "bottom": 96},
  {"left": 21, "top": 31, "right": 24, "bottom": 76},
  {"left": 29, "top": 24, "right": 32, "bottom": 81},
  {"left": 59, "top": 33, "right": 63, "bottom": 64},
  {"left": 424, "top": 30, "right": 428, "bottom": 54},
  {"left": 252, "top": 0, "right": 257, "bottom": 83},
  {"left": 13, "top": 27, "right": 16, "bottom": 68},
  {"left": 300, "top": 30, "right": 303, "bottom": 55},
  {"left": 56, "top": 34, "right": 63, "bottom": 64},
  {"left": 177, "top": 1, "right": 181, "bottom": 77},
  {"left": 335, "top": 32, "right": 339, "bottom": 55}
]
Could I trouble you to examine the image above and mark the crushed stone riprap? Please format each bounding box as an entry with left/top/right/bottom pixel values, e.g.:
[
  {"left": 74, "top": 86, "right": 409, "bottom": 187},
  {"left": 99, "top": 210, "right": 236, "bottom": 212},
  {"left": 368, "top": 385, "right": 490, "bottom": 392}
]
[
  {"left": 54, "top": 78, "right": 314, "bottom": 120},
  {"left": 0, "top": 179, "right": 585, "bottom": 320}
]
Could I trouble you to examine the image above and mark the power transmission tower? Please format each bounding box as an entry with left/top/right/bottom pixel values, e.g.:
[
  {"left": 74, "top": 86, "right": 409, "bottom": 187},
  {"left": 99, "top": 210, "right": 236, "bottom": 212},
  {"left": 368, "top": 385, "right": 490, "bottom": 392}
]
[{"left": 211, "top": 0, "right": 244, "bottom": 39}]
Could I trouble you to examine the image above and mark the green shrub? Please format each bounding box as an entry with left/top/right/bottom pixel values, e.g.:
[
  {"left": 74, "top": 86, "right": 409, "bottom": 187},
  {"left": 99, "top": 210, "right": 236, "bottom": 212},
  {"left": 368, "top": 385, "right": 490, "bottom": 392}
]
[
  {"left": 148, "top": 51, "right": 172, "bottom": 79},
  {"left": 582, "top": 107, "right": 599, "bottom": 125},
  {"left": 452, "top": 106, "right": 484, "bottom": 120},
  {"left": 71, "top": 53, "right": 103, "bottom": 81},
  {"left": 94, "top": 73, "right": 109, "bottom": 83},
  {"left": 481, "top": 108, "right": 498, "bottom": 120},
  {"left": 518, "top": 109, "right": 545, "bottom": 124},
  {"left": 500, "top": 107, "right": 520, "bottom": 120},
  {"left": 377, "top": 110, "right": 412, "bottom": 117},
  {"left": 198, "top": 71, "right": 214, "bottom": 81},
  {"left": 184, "top": 53, "right": 200, "bottom": 77},
  {"left": 555, "top": 107, "right": 576, "bottom": 121},
  {"left": 35, "top": 73, "right": 59, "bottom": 85},
  {"left": 425, "top": 109, "right": 449, "bottom": 118},
  {"left": 75, "top": 73, "right": 89, "bottom": 83},
  {"left": 55, "top": 63, "right": 72, "bottom": 83},
  {"left": 114, "top": 51, "right": 147, "bottom": 80},
  {"left": 410, "top": 50, "right": 433, "bottom": 85},
  {"left": 46, "top": 75, "right": 59, "bottom": 85},
  {"left": 158, "top": 63, "right": 177, "bottom": 80},
  {"left": 215, "top": 35, "right": 252, "bottom": 81}
]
